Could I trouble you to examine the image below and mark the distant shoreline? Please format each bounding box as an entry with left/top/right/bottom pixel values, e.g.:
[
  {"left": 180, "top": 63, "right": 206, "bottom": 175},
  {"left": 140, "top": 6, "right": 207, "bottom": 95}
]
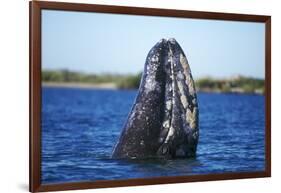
[
  {"left": 42, "top": 70, "right": 264, "bottom": 93},
  {"left": 197, "top": 88, "right": 263, "bottom": 95},
  {"left": 42, "top": 82, "right": 118, "bottom": 89},
  {"left": 42, "top": 82, "right": 264, "bottom": 95}
]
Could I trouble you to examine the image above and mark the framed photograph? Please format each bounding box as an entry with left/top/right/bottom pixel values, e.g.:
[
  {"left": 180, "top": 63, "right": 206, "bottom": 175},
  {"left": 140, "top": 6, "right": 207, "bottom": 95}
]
[{"left": 30, "top": 1, "right": 271, "bottom": 192}]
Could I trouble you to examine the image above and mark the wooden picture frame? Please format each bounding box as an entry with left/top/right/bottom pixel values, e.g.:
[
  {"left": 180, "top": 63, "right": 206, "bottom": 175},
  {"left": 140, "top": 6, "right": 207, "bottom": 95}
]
[{"left": 30, "top": 1, "right": 271, "bottom": 192}]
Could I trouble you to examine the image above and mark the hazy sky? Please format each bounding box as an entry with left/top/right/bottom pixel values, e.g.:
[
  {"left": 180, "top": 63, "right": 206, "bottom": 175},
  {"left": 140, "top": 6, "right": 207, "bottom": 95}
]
[{"left": 42, "top": 10, "right": 265, "bottom": 79}]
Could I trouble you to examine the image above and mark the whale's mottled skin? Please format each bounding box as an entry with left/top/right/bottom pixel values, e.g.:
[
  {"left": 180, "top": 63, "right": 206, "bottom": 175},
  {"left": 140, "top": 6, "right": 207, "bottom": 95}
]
[{"left": 112, "top": 38, "right": 199, "bottom": 159}]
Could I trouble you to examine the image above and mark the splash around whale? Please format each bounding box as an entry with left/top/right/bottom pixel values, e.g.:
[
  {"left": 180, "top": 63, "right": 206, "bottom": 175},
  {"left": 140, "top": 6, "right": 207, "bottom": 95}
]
[{"left": 112, "top": 38, "right": 199, "bottom": 159}]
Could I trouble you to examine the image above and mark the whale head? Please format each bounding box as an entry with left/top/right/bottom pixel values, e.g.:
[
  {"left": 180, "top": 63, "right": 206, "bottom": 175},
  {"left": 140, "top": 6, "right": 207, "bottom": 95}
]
[{"left": 112, "top": 38, "right": 199, "bottom": 159}]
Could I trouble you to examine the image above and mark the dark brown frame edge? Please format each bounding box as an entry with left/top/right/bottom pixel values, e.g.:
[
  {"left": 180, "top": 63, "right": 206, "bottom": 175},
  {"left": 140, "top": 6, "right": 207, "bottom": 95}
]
[{"left": 29, "top": 1, "right": 271, "bottom": 192}]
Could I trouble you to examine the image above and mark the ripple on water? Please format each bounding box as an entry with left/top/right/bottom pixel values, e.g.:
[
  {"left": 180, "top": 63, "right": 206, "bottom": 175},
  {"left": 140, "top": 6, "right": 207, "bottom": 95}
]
[{"left": 41, "top": 88, "right": 265, "bottom": 183}]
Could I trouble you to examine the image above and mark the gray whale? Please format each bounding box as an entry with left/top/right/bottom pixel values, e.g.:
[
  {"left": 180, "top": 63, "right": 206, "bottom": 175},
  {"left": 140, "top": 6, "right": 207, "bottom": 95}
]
[{"left": 112, "top": 38, "right": 199, "bottom": 159}]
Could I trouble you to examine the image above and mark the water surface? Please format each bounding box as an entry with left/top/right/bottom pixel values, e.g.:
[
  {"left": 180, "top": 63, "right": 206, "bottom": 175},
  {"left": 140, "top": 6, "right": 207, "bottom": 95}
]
[{"left": 41, "top": 87, "right": 265, "bottom": 184}]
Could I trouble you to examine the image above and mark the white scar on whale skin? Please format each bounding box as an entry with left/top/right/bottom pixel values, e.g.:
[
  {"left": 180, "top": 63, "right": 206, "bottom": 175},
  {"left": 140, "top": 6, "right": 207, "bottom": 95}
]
[
  {"left": 164, "top": 46, "right": 176, "bottom": 144},
  {"left": 177, "top": 68, "right": 197, "bottom": 130},
  {"left": 177, "top": 80, "right": 188, "bottom": 109},
  {"left": 162, "top": 120, "right": 170, "bottom": 129},
  {"left": 144, "top": 53, "right": 161, "bottom": 93},
  {"left": 166, "top": 100, "right": 172, "bottom": 111},
  {"left": 186, "top": 107, "right": 198, "bottom": 129},
  {"left": 151, "top": 55, "right": 159, "bottom": 63},
  {"left": 179, "top": 53, "right": 198, "bottom": 130},
  {"left": 180, "top": 53, "right": 196, "bottom": 96}
]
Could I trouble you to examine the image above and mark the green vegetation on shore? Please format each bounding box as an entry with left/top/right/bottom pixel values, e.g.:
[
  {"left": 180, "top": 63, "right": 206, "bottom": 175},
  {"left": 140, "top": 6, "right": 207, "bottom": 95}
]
[
  {"left": 42, "top": 69, "right": 142, "bottom": 89},
  {"left": 196, "top": 76, "right": 264, "bottom": 94},
  {"left": 42, "top": 69, "right": 264, "bottom": 94}
]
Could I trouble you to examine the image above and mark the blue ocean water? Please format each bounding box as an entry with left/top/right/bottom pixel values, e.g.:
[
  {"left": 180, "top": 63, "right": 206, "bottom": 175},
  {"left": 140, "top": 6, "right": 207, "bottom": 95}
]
[{"left": 41, "top": 87, "right": 265, "bottom": 184}]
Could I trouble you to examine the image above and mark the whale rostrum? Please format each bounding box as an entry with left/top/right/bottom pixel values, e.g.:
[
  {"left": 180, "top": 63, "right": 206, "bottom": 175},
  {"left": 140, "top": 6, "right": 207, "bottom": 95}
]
[{"left": 112, "top": 38, "right": 199, "bottom": 159}]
